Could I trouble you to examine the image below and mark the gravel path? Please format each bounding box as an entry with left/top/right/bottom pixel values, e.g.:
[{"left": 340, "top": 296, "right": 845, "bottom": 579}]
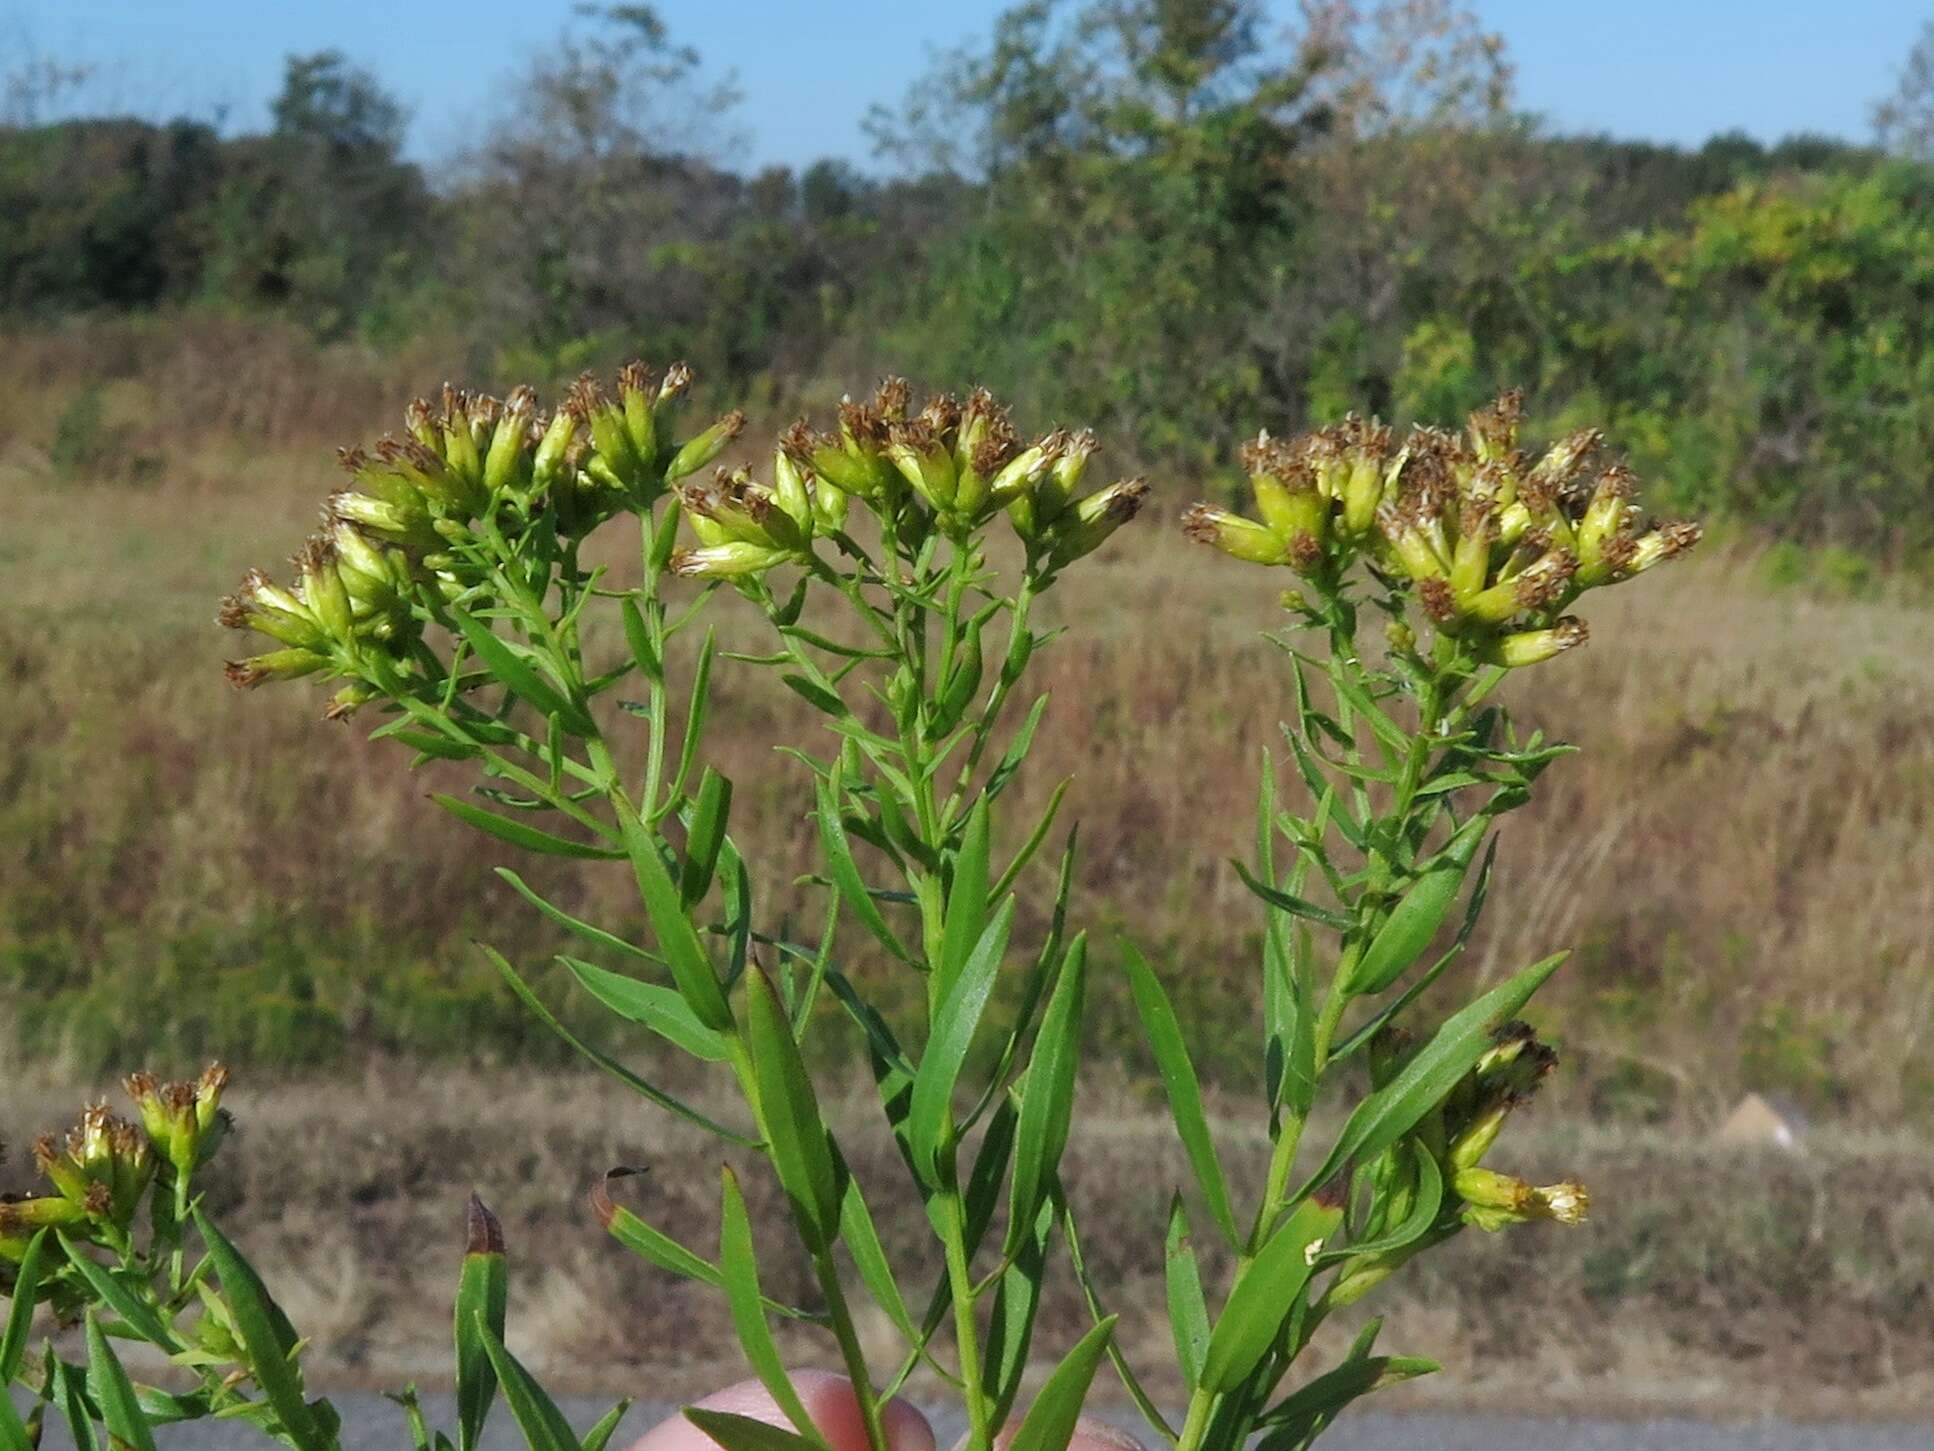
[{"left": 27, "top": 1393, "right": 1929, "bottom": 1451}]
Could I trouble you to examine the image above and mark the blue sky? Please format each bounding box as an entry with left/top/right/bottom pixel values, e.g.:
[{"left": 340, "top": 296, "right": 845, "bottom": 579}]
[{"left": 4, "top": 1, "right": 1924, "bottom": 170}]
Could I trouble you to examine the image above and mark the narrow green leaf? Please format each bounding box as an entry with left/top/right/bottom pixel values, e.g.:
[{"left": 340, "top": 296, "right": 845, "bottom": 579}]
[
  {"left": 717, "top": 1169, "right": 826, "bottom": 1448},
  {"left": 1347, "top": 817, "right": 1489, "bottom": 996},
  {"left": 560, "top": 958, "right": 730, "bottom": 1062},
  {"left": 595, "top": 1171, "right": 724, "bottom": 1289},
  {"left": 435, "top": 796, "right": 624, "bottom": 860},
  {"left": 986, "top": 1196, "right": 1053, "bottom": 1422},
  {"left": 0, "top": 1383, "right": 32, "bottom": 1451},
  {"left": 744, "top": 967, "right": 842, "bottom": 1248},
  {"left": 983, "top": 693, "right": 1050, "bottom": 802},
  {"left": 1330, "top": 836, "right": 1498, "bottom": 1064},
  {"left": 669, "top": 627, "right": 718, "bottom": 806},
  {"left": 1415, "top": 772, "right": 1487, "bottom": 797},
  {"left": 782, "top": 673, "right": 849, "bottom": 718},
  {"left": 495, "top": 869, "right": 659, "bottom": 964},
  {"left": 454, "top": 1196, "right": 508, "bottom": 1451},
  {"left": 620, "top": 598, "right": 661, "bottom": 682},
  {"left": 716, "top": 833, "right": 755, "bottom": 988},
  {"left": 1292, "top": 951, "right": 1569, "bottom": 1204},
  {"left": 452, "top": 608, "right": 592, "bottom": 735},
  {"left": 53, "top": 1356, "right": 97, "bottom": 1451},
  {"left": 1121, "top": 942, "right": 1240, "bottom": 1249},
  {"left": 1057, "top": 1193, "right": 1176, "bottom": 1442},
  {"left": 1199, "top": 1196, "right": 1342, "bottom": 1392},
  {"left": 192, "top": 1211, "right": 328, "bottom": 1451},
  {"left": 679, "top": 770, "right": 733, "bottom": 908},
  {"left": 989, "top": 779, "right": 1069, "bottom": 900},
  {"left": 477, "top": 1319, "right": 578, "bottom": 1451},
  {"left": 484, "top": 946, "right": 757, "bottom": 1145},
  {"left": 1163, "top": 1196, "right": 1209, "bottom": 1390},
  {"left": 581, "top": 1401, "right": 634, "bottom": 1451},
  {"left": 813, "top": 771, "right": 915, "bottom": 966},
  {"left": 386, "top": 729, "right": 483, "bottom": 762},
  {"left": 85, "top": 1312, "right": 156, "bottom": 1451},
  {"left": 617, "top": 811, "right": 735, "bottom": 1032},
  {"left": 1006, "top": 935, "right": 1086, "bottom": 1256},
  {"left": 1255, "top": 1355, "right": 1438, "bottom": 1450},
  {"left": 936, "top": 796, "right": 992, "bottom": 1005},
  {"left": 836, "top": 1164, "right": 919, "bottom": 1348},
  {"left": 1003, "top": 1317, "right": 1117, "bottom": 1451},
  {"left": 683, "top": 1408, "right": 822, "bottom": 1451},
  {"left": 57, "top": 1242, "right": 179, "bottom": 1352},
  {"left": 1318, "top": 1144, "right": 1443, "bottom": 1265},
  {"left": 909, "top": 898, "right": 1016, "bottom": 1180},
  {"left": 1325, "top": 664, "right": 1408, "bottom": 756},
  {"left": 1, "top": 1230, "right": 48, "bottom": 1382},
  {"left": 1231, "top": 862, "right": 1355, "bottom": 932}
]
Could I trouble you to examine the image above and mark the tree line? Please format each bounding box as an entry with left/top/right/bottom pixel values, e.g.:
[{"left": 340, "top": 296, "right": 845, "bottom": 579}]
[{"left": 7, "top": 1, "right": 1934, "bottom": 548}]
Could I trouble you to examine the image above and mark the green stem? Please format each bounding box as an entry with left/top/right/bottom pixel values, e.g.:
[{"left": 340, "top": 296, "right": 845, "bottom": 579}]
[
  {"left": 812, "top": 1252, "right": 892, "bottom": 1451},
  {"left": 940, "top": 1193, "right": 994, "bottom": 1451}
]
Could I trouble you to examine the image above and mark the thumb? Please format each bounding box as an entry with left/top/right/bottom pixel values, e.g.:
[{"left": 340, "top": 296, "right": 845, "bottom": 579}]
[
  {"left": 630, "top": 1372, "right": 936, "bottom": 1451},
  {"left": 974, "top": 1417, "right": 1147, "bottom": 1451}
]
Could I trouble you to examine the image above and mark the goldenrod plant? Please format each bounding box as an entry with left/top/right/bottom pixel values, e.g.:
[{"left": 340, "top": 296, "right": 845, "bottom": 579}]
[
  {"left": 1110, "top": 391, "right": 1699, "bottom": 1451},
  {"left": 1, "top": 371, "right": 1694, "bottom": 1451}
]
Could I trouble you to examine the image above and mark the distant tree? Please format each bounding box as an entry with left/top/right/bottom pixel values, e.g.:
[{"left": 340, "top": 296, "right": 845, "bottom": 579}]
[
  {"left": 455, "top": 4, "right": 748, "bottom": 369},
  {"left": 197, "top": 51, "right": 429, "bottom": 333},
  {"left": 1874, "top": 19, "right": 1934, "bottom": 160},
  {"left": 270, "top": 49, "right": 408, "bottom": 156}
]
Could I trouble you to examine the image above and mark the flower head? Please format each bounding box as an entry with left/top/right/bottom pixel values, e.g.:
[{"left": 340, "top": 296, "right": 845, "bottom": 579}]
[{"left": 1182, "top": 392, "right": 1700, "bottom": 667}]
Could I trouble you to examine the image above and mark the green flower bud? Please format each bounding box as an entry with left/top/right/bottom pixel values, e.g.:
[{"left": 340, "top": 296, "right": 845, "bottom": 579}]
[
  {"left": 1454, "top": 1167, "right": 1589, "bottom": 1228},
  {"left": 294, "top": 538, "right": 355, "bottom": 645},
  {"left": 670, "top": 541, "right": 798, "bottom": 579},
  {"left": 483, "top": 385, "right": 538, "bottom": 497},
  {"left": 886, "top": 418, "right": 957, "bottom": 512},
  {"left": 531, "top": 407, "right": 580, "bottom": 494},
  {"left": 217, "top": 569, "right": 326, "bottom": 650},
  {"left": 1466, "top": 389, "right": 1524, "bottom": 465},
  {"left": 1046, "top": 478, "right": 1149, "bottom": 569},
  {"left": 1615, "top": 520, "right": 1703, "bottom": 580},
  {"left": 771, "top": 449, "right": 813, "bottom": 532},
  {"left": 1573, "top": 465, "right": 1635, "bottom": 582},
  {"left": 224, "top": 647, "right": 328, "bottom": 689},
  {"left": 617, "top": 362, "right": 661, "bottom": 467},
  {"left": 682, "top": 473, "right": 805, "bottom": 553},
  {"left": 34, "top": 1106, "right": 152, "bottom": 1226},
  {"left": 1473, "top": 616, "right": 1588, "bottom": 668},
  {"left": 574, "top": 373, "right": 649, "bottom": 494},
  {"left": 1464, "top": 548, "right": 1578, "bottom": 625},
  {"left": 1182, "top": 504, "right": 1292, "bottom": 565},
  {"left": 666, "top": 411, "right": 747, "bottom": 482},
  {"left": 811, "top": 473, "right": 848, "bottom": 534}
]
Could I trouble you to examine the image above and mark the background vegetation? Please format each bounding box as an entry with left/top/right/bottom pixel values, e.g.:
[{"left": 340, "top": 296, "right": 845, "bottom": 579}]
[{"left": 5, "top": 1, "right": 1934, "bottom": 1129}]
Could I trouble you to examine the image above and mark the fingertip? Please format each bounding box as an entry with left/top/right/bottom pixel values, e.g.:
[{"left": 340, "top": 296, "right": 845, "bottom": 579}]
[{"left": 630, "top": 1373, "right": 935, "bottom": 1451}]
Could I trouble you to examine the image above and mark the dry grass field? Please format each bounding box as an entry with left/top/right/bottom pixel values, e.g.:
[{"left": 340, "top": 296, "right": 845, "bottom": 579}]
[{"left": 3, "top": 316, "right": 1931, "bottom": 1122}]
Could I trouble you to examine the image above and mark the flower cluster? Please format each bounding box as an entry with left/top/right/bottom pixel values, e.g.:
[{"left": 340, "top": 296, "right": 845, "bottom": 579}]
[
  {"left": 1183, "top": 392, "right": 1701, "bottom": 666},
  {"left": 1438, "top": 1021, "right": 1584, "bottom": 1230},
  {"left": 220, "top": 363, "right": 741, "bottom": 714},
  {"left": 1329, "top": 1022, "right": 1581, "bottom": 1310},
  {"left": 675, "top": 379, "right": 1148, "bottom": 581},
  {"left": 0, "top": 1068, "right": 230, "bottom": 1284},
  {"left": 0, "top": 1110, "right": 151, "bottom": 1272}
]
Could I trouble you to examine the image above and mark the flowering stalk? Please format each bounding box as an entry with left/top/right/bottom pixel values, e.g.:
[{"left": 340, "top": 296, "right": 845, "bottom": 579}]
[
  {"left": 691, "top": 380, "right": 1148, "bottom": 1451},
  {"left": 207, "top": 364, "right": 1145, "bottom": 1451},
  {"left": 1067, "top": 393, "right": 1700, "bottom": 1451}
]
